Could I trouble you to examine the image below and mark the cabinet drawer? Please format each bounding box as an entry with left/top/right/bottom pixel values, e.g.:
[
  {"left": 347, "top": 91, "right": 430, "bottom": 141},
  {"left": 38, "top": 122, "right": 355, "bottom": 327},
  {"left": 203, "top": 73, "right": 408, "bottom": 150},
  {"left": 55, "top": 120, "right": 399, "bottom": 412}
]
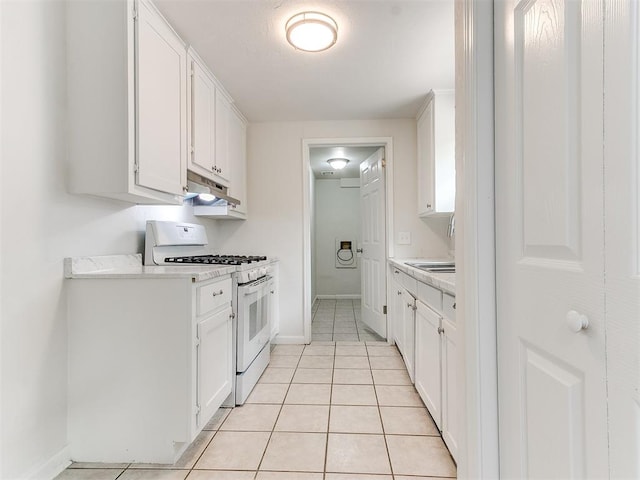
[
  {"left": 197, "top": 278, "right": 232, "bottom": 316},
  {"left": 443, "top": 293, "right": 455, "bottom": 321},
  {"left": 417, "top": 281, "right": 443, "bottom": 313},
  {"left": 400, "top": 271, "right": 418, "bottom": 296}
]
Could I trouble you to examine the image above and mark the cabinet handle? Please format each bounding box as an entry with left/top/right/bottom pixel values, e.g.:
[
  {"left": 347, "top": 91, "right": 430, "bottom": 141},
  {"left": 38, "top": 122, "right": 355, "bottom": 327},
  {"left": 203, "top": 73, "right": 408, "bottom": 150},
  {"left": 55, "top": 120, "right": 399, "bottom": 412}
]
[
  {"left": 397, "top": 291, "right": 402, "bottom": 296},
  {"left": 452, "top": 303, "right": 456, "bottom": 310},
  {"left": 394, "top": 270, "right": 399, "bottom": 274},
  {"left": 438, "top": 326, "right": 445, "bottom": 334},
  {"left": 212, "top": 289, "right": 224, "bottom": 296},
  {"left": 407, "top": 303, "right": 413, "bottom": 308},
  {"left": 183, "top": 185, "right": 189, "bottom": 192},
  {"left": 270, "top": 290, "right": 275, "bottom": 294},
  {"left": 427, "top": 203, "right": 432, "bottom": 208}
]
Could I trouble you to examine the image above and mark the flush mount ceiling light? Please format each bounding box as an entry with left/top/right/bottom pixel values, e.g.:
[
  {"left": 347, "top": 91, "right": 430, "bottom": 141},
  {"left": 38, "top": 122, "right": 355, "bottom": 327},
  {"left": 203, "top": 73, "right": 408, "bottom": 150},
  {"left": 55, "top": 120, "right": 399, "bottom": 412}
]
[
  {"left": 327, "top": 158, "right": 349, "bottom": 170},
  {"left": 285, "top": 11, "right": 338, "bottom": 52}
]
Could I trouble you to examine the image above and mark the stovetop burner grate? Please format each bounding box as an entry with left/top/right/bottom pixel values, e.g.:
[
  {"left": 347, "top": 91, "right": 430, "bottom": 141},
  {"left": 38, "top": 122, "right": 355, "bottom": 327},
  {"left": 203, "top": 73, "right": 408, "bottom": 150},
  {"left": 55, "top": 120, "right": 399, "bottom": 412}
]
[{"left": 164, "top": 255, "right": 267, "bottom": 266}]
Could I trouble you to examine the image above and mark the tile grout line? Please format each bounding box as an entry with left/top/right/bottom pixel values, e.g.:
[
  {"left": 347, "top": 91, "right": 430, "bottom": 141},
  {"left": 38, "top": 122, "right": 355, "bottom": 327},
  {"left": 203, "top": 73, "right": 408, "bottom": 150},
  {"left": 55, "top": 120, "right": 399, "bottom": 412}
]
[
  {"left": 253, "top": 349, "right": 303, "bottom": 476},
  {"left": 368, "top": 344, "right": 396, "bottom": 479}
]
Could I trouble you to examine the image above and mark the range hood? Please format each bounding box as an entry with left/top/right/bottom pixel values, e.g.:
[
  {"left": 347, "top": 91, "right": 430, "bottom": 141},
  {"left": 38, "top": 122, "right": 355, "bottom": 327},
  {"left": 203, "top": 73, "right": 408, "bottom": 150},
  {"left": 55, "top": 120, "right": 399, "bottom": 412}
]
[{"left": 185, "top": 170, "right": 240, "bottom": 206}]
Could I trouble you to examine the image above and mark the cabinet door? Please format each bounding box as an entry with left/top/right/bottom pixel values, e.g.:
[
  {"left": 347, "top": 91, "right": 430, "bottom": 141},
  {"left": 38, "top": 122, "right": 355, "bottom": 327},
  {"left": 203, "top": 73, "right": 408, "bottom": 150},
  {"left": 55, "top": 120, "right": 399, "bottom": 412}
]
[
  {"left": 417, "top": 98, "right": 435, "bottom": 216},
  {"left": 189, "top": 58, "right": 216, "bottom": 179},
  {"left": 197, "top": 306, "right": 232, "bottom": 427},
  {"left": 391, "top": 271, "right": 405, "bottom": 354},
  {"left": 214, "top": 92, "right": 231, "bottom": 186},
  {"left": 136, "top": 0, "right": 186, "bottom": 196},
  {"left": 228, "top": 110, "right": 247, "bottom": 215},
  {"left": 269, "top": 263, "right": 279, "bottom": 340},
  {"left": 441, "top": 315, "right": 458, "bottom": 460},
  {"left": 402, "top": 290, "right": 416, "bottom": 382},
  {"left": 415, "top": 300, "right": 442, "bottom": 429}
]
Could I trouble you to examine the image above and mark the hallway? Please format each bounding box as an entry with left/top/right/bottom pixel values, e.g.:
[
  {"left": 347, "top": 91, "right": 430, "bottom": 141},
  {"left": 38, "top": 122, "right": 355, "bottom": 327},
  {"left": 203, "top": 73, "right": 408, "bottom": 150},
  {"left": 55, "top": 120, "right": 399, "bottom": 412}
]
[{"left": 311, "top": 299, "right": 385, "bottom": 343}]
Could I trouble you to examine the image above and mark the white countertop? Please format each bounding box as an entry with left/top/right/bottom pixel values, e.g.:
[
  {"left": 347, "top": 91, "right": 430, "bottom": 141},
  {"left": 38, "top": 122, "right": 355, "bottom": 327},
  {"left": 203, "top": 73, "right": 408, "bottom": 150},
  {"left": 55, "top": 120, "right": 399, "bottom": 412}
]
[
  {"left": 389, "top": 258, "right": 456, "bottom": 295},
  {"left": 64, "top": 254, "right": 237, "bottom": 282}
]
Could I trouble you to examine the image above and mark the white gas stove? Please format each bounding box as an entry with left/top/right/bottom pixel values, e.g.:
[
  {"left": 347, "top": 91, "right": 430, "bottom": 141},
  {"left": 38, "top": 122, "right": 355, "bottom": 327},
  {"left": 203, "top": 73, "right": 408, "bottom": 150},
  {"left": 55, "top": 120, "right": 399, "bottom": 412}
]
[{"left": 144, "top": 220, "right": 273, "bottom": 405}]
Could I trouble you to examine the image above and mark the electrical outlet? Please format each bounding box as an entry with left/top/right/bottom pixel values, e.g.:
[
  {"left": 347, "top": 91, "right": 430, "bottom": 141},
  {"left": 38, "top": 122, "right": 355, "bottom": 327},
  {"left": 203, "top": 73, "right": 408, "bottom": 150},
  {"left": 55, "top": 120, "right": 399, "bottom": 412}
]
[{"left": 398, "top": 231, "right": 411, "bottom": 245}]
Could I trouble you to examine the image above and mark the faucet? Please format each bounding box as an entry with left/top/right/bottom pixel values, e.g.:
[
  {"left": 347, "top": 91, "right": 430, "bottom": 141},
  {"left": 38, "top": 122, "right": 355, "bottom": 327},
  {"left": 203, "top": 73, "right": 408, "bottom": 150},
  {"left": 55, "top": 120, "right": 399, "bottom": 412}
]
[{"left": 447, "top": 213, "right": 455, "bottom": 238}]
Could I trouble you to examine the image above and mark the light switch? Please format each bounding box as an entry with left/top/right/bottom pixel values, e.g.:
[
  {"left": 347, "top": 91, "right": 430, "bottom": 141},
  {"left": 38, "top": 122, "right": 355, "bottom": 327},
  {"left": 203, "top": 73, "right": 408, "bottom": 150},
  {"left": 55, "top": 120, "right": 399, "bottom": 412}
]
[{"left": 398, "top": 232, "right": 411, "bottom": 245}]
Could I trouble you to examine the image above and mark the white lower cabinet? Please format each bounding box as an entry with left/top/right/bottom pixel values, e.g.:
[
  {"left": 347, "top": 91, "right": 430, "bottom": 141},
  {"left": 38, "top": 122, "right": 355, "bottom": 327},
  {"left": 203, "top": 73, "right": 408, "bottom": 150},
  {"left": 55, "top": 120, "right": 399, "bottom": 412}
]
[
  {"left": 196, "top": 301, "right": 233, "bottom": 428},
  {"left": 441, "top": 312, "right": 458, "bottom": 459},
  {"left": 391, "top": 268, "right": 405, "bottom": 353},
  {"left": 415, "top": 300, "right": 443, "bottom": 429},
  {"left": 414, "top": 293, "right": 459, "bottom": 461},
  {"left": 402, "top": 290, "right": 417, "bottom": 383},
  {"left": 68, "top": 274, "right": 233, "bottom": 463}
]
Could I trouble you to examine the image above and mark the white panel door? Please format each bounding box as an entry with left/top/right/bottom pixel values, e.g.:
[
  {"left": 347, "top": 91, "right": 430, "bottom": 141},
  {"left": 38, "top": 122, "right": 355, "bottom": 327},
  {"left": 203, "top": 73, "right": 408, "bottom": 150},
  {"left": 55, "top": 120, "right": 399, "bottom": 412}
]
[
  {"left": 197, "top": 306, "right": 232, "bottom": 428},
  {"left": 360, "top": 148, "right": 387, "bottom": 338},
  {"left": 603, "top": 1, "right": 640, "bottom": 477},
  {"left": 495, "top": 0, "right": 608, "bottom": 478},
  {"left": 136, "top": 0, "right": 186, "bottom": 196}
]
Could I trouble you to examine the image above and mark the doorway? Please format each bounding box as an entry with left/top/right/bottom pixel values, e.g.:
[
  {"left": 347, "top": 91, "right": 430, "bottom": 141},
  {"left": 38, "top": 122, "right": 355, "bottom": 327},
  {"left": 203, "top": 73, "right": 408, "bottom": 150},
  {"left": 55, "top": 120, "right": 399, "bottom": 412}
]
[
  {"left": 302, "top": 137, "right": 395, "bottom": 344},
  {"left": 310, "top": 145, "right": 384, "bottom": 343}
]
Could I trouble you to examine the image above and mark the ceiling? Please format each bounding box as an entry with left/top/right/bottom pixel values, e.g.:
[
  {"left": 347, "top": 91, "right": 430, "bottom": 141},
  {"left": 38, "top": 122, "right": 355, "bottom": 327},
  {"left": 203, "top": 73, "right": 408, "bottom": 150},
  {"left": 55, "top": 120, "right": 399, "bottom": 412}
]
[
  {"left": 154, "top": 0, "right": 455, "bottom": 122},
  {"left": 310, "top": 146, "right": 380, "bottom": 179}
]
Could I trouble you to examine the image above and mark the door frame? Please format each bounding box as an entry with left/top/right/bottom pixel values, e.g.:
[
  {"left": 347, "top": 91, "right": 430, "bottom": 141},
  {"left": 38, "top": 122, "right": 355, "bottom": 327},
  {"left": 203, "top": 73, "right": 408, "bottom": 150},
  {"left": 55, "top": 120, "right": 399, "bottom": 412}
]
[
  {"left": 302, "top": 137, "right": 394, "bottom": 344},
  {"left": 455, "top": 0, "right": 499, "bottom": 478}
]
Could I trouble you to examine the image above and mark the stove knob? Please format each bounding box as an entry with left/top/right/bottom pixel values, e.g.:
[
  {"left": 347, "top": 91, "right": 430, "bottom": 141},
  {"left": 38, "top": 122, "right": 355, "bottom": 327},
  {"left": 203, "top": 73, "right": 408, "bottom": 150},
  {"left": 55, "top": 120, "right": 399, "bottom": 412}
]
[
  {"left": 259, "top": 267, "right": 267, "bottom": 277},
  {"left": 249, "top": 270, "right": 257, "bottom": 281}
]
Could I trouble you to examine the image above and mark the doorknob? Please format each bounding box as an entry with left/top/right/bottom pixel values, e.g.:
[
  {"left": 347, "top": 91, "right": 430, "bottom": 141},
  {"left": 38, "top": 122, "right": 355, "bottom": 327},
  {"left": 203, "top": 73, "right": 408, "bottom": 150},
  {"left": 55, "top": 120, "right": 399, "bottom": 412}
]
[
  {"left": 566, "top": 310, "right": 589, "bottom": 332},
  {"left": 356, "top": 248, "right": 363, "bottom": 253}
]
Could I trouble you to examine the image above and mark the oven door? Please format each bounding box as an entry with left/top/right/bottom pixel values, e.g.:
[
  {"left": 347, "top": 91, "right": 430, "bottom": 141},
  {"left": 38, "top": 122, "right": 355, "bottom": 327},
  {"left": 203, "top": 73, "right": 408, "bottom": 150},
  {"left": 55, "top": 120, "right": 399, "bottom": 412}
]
[{"left": 236, "top": 276, "right": 273, "bottom": 372}]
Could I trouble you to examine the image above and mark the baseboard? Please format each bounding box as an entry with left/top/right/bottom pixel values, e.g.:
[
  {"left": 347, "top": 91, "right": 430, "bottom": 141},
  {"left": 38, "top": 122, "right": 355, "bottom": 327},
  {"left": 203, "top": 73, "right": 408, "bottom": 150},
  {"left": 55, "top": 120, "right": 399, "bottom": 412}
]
[
  {"left": 271, "top": 335, "right": 307, "bottom": 345},
  {"left": 315, "top": 294, "right": 362, "bottom": 300},
  {"left": 26, "top": 445, "right": 71, "bottom": 480}
]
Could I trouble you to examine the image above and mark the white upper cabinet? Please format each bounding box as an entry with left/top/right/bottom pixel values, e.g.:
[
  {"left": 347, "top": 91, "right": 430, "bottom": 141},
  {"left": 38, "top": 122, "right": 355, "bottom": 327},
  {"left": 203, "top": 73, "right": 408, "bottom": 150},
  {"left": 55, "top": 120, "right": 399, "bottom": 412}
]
[
  {"left": 416, "top": 90, "right": 455, "bottom": 216},
  {"left": 188, "top": 53, "right": 216, "bottom": 180},
  {"left": 187, "top": 48, "right": 234, "bottom": 187},
  {"left": 67, "top": 0, "right": 187, "bottom": 204},
  {"left": 214, "top": 93, "right": 232, "bottom": 185},
  {"left": 227, "top": 108, "right": 248, "bottom": 216}
]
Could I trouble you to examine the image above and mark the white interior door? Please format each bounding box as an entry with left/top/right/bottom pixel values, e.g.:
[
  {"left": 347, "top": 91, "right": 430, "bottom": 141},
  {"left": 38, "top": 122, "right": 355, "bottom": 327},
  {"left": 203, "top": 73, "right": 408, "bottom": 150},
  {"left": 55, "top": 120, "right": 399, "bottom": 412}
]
[
  {"left": 360, "top": 148, "right": 387, "bottom": 338},
  {"left": 495, "top": 0, "right": 608, "bottom": 478},
  {"left": 603, "top": 1, "right": 640, "bottom": 476}
]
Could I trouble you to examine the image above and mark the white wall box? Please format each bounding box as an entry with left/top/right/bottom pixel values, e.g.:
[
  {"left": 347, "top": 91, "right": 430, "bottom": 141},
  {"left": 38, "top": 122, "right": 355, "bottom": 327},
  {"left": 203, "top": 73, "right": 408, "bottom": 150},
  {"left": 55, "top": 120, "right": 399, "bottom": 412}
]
[
  {"left": 67, "top": 0, "right": 188, "bottom": 205},
  {"left": 68, "top": 275, "right": 233, "bottom": 463},
  {"left": 416, "top": 90, "right": 455, "bottom": 216}
]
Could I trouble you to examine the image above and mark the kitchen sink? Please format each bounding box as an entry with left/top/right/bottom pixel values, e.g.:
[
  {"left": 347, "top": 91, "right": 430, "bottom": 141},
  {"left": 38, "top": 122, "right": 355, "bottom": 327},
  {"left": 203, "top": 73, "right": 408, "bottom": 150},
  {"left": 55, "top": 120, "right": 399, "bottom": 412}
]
[{"left": 405, "top": 261, "right": 455, "bottom": 273}]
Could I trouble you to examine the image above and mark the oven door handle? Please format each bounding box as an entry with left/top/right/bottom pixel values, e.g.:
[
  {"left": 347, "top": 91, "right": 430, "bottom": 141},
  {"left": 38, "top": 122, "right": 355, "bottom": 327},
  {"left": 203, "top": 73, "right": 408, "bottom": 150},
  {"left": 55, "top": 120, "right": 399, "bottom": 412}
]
[{"left": 240, "top": 276, "right": 273, "bottom": 296}]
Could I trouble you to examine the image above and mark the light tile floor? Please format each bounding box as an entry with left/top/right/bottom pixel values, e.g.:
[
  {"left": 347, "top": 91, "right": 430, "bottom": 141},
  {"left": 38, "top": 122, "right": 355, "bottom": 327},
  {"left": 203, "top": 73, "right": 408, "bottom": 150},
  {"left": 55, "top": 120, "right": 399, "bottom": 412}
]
[
  {"left": 57, "top": 342, "right": 456, "bottom": 480},
  {"left": 312, "top": 299, "right": 385, "bottom": 343}
]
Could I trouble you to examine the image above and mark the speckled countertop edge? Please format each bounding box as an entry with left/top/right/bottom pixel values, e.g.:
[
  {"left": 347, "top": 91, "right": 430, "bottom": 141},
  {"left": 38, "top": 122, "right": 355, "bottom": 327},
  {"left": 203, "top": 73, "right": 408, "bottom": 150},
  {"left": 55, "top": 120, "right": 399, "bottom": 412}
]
[
  {"left": 64, "top": 254, "right": 237, "bottom": 282},
  {"left": 389, "top": 258, "right": 456, "bottom": 295}
]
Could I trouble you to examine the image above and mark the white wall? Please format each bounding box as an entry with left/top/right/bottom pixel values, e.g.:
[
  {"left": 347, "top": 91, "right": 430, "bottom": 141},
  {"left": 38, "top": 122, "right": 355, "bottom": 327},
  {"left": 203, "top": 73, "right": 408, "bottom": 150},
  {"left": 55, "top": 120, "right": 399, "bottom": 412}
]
[
  {"left": 215, "top": 119, "right": 450, "bottom": 342},
  {"left": 314, "top": 179, "right": 361, "bottom": 297},
  {"left": 0, "top": 3, "right": 222, "bottom": 476}
]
